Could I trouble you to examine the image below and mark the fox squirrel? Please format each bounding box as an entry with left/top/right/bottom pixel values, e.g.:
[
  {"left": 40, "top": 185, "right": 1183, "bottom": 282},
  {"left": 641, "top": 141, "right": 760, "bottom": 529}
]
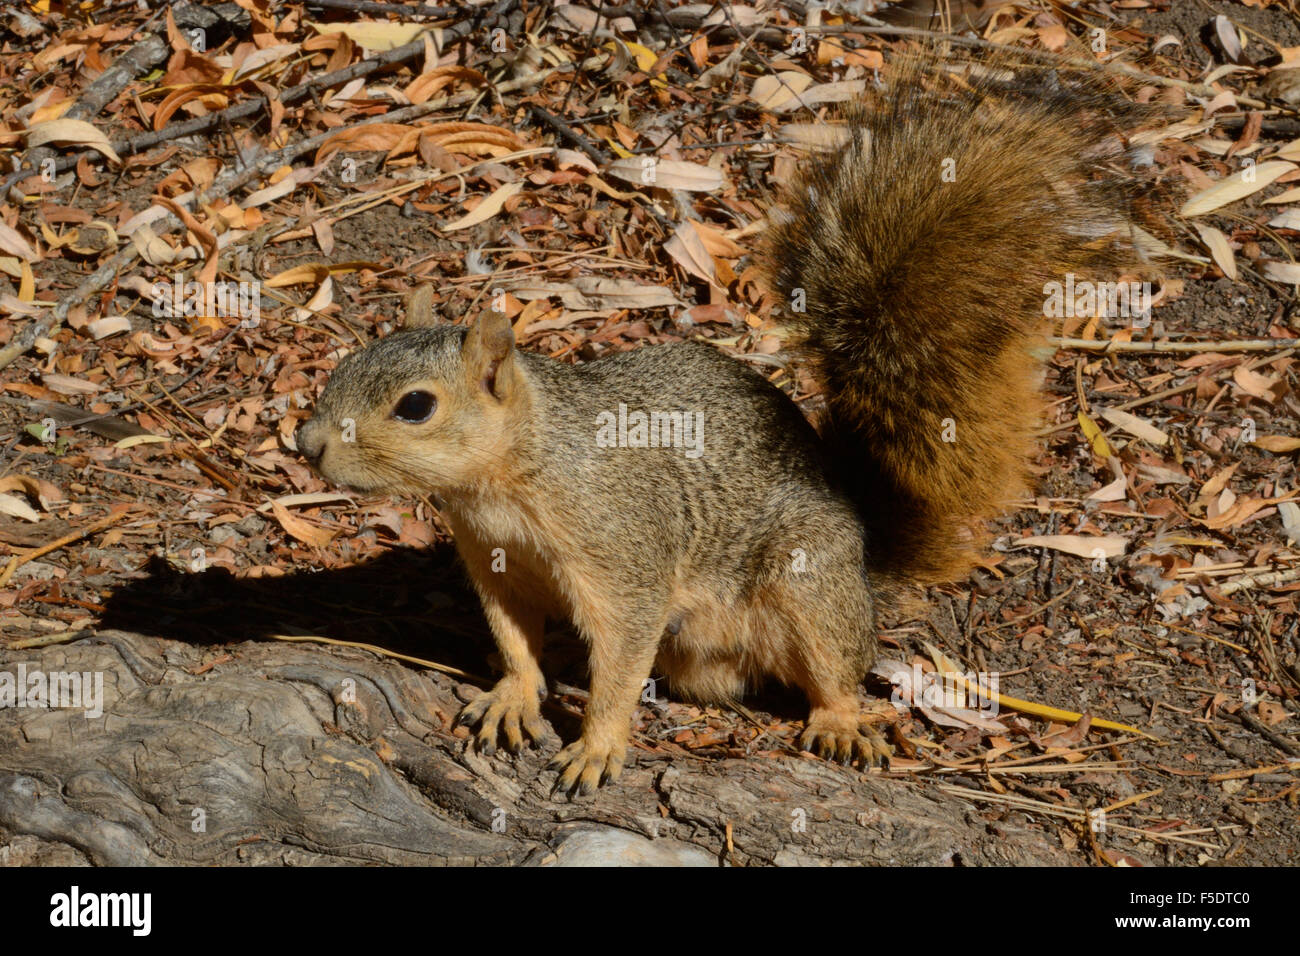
[{"left": 295, "top": 58, "right": 1145, "bottom": 795}]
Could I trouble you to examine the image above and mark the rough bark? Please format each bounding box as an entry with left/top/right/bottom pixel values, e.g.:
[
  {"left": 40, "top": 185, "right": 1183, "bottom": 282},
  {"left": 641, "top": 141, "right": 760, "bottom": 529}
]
[{"left": 0, "top": 629, "right": 1073, "bottom": 866}]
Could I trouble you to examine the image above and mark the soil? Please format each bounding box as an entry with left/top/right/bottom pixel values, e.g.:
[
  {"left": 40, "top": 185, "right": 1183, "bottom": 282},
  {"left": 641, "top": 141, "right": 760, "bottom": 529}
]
[{"left": 1, "top": 0, "right": 1297, "bottom": 866}]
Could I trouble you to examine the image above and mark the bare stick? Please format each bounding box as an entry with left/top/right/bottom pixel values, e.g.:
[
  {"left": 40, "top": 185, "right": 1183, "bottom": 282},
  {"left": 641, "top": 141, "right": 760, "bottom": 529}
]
[
  {"left": 1039, "top": 347, "right": 1297, "bottom": 435},
  {"left": 1052, "top": 337, "right": 1300, "bottom": 353},
  {"left": 0, "top": 505, "right": 133, "bottom": 589},
  {"left": 1220, "top": 567, "right": 1300, "bottom": 595},
  {"left": 3, "top": 33, "right": 169, "bottom": 199}
]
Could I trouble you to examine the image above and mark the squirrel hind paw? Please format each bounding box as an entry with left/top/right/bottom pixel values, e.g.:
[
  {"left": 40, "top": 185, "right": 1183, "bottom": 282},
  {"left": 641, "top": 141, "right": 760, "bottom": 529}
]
[{"left": 799, "top": 711, "right": 891, "bottom": 769}]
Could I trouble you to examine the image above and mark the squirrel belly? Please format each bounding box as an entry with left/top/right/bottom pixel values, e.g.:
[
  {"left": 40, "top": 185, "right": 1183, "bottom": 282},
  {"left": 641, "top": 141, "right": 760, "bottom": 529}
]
[{"left": 297, "top": 57, "right": 1145, "bottom": 792}]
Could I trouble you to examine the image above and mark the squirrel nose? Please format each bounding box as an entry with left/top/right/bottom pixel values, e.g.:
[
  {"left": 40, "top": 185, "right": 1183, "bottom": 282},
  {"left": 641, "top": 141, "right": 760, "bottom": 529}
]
[{"left": 296, "top": 418, "right": 325, "bottom": 465}]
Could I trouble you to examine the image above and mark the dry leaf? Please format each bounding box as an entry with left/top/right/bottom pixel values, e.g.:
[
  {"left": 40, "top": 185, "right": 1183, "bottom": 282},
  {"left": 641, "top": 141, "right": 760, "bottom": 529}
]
[
  {"left": 1180, "top": 161, "right": 1296, "bottom": 217},
  {"left": 1195, "top": 224, "right": 1237, "bottom": 280},
  {"left": 664, "top": 221, "right": 717, "bottom": 286},
  {"left": 25, "top": 118, "right": 121, "bottom": 164},
  {"left": 1263, "top": 184, "right": 1300, "bottom": 204},
  {"left": 0, "top": 222, "right": 37, "bottom": 261},
  {"left": 1199, "top": 463, "right": 1238, "bottom": 500},
  {"left": 441, "top": 181, "right": 523, "bottom": 231},
  {"left": 405, "top": 66, "right": 485, "bottom": 104},
  {"left": 154, "top": 195, "right": 218, "bottom": 285},
  {"left": 129, "top": 224, "right": 179, "bottom": 266},
  {"left": 750, "top": 72, "right": 814, "bottom": 111},
  {"left": 257, "top": 492, "right": 355, "bottom": 511},
  {"left": 1278, "top": 500, "right": 1300, "bottom": 545},
  {"left": 86, "top": 316, "right": 132, "bottom": 340},
  {"left": 1199, "top": 495, "right": 1293, "bottom": 531},
  {"left": 1233, "top": 365, "right": 1287, "bottom": 402},
  {"left": 1262, "top": 260, "right": 1300, "bottom": 283},
  {"left": 309, "top": 20, "right": 436, "bottom": 52},
  {"left": 607, "top": 158, "right": 725, "bottom": 192},
  {"left": 293, "top": 276, "right": 334, "bottom": 322},
  {"left": 270, "top": 498, "right": 337, "bottom": 547},
  {"left": 799, "top": 80, "right": 868, "bottom": 108},
  {"left": 1085, "top": 475, "right": 1128, "bottom": 502},
  {"left": 233, "top": 43, "right": 299, "bottom": 80},
  {"left": 264, "top": 261, "right": 380, "bottom": 287},
  {"left": 1254, "top": 435, "right": 1300, "bottom": 452},
  {"left": 1097, "top": 406, "right": 1170, "bottom": 446},
  {"left": 1013, "top": 534, "right": 1128, "bottom": 558},
  {"left": 42, "top": 374, "right": 104, "bottom": 395},
  {"left": 0, "top": 493, "right": 40, "bottom": 523},
  {"left": 0, "top": 475, "right": 52, "bottom": 516},
  {"left": 115, "top": 435, "right": 170, "bottom": 449}
]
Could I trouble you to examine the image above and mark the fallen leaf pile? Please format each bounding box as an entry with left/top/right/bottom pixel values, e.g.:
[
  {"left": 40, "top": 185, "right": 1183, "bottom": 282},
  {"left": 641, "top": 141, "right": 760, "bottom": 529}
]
[{"left": 0, "top": 0, "right": 1297, "bottom": 865}]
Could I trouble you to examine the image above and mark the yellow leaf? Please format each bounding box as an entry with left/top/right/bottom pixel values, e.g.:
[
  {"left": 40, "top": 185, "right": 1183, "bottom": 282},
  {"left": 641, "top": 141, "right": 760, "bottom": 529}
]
[
  {"left": 923, "top": 641, "right": 1153, "bottom": 738},
  {"left": 605, "top": 140, "right": 634, "bottom": 160},
  {"left": 1078, "top": 410, "right": 1113, "bottom": 457},
  {"left": 622, "top": 40, "right": 658, "bottom": 72}
]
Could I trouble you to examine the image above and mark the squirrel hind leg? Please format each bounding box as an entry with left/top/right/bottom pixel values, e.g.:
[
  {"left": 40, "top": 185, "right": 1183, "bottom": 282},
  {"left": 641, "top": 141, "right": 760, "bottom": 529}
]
[{"left": 746, "top": 541, "right": 890, "bottom": 767}]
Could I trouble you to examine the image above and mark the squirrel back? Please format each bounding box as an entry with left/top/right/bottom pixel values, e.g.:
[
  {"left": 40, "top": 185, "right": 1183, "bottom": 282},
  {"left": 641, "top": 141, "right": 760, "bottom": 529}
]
[{"left": 766, "top": 58, "right": 1145, "bottom": 583}]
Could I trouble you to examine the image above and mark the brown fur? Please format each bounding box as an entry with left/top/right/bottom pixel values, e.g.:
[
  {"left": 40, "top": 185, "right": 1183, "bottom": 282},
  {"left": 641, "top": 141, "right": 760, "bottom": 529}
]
[
  {"left": 296, "top": 57, "right": 1146, "bottom": 793},
  {"left": 766, "top": 57, "right": 1143, "bottom": 582}
]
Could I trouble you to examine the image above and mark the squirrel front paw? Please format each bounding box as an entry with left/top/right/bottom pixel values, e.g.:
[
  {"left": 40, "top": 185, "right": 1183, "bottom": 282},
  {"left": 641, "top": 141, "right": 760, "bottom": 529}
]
[
  {"left": 456, "top": 677, "right": 550, "bottom": 755},
  {"left": 547, "top": 735, "right": 627, "bottom": 796},
  {"left": 799, "top": 708, "right": 891, "bottom": 769}
]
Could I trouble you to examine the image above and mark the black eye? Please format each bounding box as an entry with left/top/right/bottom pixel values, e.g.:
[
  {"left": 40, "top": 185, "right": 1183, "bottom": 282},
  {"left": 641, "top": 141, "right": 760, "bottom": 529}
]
[{"left": 392, "top": 390, "right": 437, "bottom": 423}]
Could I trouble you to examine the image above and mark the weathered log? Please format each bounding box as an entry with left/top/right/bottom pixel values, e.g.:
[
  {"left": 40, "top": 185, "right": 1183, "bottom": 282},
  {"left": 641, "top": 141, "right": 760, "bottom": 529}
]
[{"left": 0, "top": 617, "right": 1072, "bottom": 865}]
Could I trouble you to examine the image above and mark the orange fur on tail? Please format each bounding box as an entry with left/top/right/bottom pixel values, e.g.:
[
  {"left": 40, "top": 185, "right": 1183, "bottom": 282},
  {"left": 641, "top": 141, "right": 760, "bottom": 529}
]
[{"left": 767, "top": 57, "right": 1150, "bottom": 582}]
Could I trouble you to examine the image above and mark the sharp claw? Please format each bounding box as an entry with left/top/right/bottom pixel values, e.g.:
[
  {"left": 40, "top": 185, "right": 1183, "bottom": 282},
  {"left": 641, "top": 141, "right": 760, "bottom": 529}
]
[{"left": 802, "top": 721, "right": 893, "bottom": 770}]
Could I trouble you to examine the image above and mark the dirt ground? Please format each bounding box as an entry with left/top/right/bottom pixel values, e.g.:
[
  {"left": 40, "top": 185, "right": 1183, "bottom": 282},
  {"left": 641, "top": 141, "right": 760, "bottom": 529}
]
[{"left": 1, "top": 1, "right": 1298, "bottom": 866}]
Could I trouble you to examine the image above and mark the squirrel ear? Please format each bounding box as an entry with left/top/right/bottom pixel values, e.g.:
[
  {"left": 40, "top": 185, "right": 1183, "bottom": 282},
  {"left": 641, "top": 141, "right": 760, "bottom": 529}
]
[{"left": 462, "top": 311, "right": 516, "bottom": 398}]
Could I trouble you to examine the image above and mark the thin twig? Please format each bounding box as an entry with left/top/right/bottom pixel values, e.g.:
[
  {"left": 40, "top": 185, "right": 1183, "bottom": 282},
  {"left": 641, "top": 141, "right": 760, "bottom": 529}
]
[
  {"left": 1053, "top": 336, "right": 1300, "bottom": 353},
  {"left": 0, "top": 505, "right": 133, "bottom": 589}
]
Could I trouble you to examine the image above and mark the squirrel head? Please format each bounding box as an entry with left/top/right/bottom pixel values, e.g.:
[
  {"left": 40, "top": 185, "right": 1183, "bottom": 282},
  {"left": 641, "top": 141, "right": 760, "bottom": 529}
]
[{"left": 296, "top": 311, "right": 525, "bottom": 496}]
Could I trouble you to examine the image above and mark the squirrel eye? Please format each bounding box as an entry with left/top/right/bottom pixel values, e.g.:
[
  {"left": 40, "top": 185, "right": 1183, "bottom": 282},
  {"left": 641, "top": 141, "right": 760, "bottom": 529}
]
[{"left": 392, "top": 390, "right": 437, "bottom": 424}]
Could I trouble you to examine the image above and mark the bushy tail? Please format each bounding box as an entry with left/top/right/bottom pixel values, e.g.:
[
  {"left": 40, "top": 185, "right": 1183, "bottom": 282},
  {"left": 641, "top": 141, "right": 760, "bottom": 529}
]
[{"left": 767, "top": 57, "right": 1147, "bottom": 583}]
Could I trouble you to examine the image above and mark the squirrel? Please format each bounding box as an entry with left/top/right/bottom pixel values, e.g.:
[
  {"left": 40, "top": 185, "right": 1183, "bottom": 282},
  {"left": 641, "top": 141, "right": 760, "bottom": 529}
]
[{"left": 295, "top": 57, "right": 1145, "bottom": 795}]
